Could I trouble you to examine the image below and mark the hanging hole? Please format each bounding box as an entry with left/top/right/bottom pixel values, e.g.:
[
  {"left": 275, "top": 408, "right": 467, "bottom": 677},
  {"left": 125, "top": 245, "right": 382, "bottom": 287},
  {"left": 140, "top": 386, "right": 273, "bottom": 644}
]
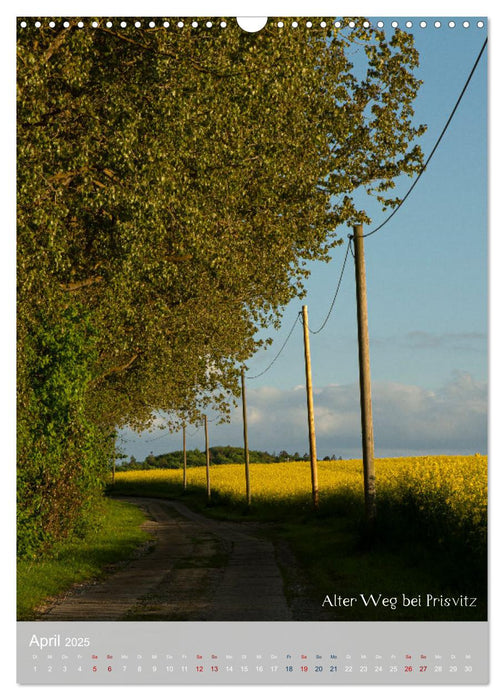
[{"left": 236, "top": 17, "right": 266, "bottom": 32}]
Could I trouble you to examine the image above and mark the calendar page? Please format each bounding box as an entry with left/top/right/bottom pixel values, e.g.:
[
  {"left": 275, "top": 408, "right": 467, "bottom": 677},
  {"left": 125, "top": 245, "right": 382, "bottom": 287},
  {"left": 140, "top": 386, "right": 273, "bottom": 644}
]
[{"left": 15, "top": 1, "right": 490, "bottom": 688}]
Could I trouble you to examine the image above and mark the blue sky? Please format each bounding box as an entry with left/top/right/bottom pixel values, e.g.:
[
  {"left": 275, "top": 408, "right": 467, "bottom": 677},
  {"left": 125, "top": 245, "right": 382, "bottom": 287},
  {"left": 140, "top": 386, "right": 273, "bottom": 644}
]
[{"left": 117, "top": 15, "right": 488, "bottom": 461}]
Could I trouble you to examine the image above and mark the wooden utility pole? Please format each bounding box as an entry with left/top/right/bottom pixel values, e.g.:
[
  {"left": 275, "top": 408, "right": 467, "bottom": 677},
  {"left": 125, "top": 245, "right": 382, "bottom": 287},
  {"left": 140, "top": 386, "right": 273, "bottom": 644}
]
[
  {"left": 204, "top": 414, "right": 211, "bottom": 501},
  {"left": 352, "top": 224, "right": 376, "bottom": 526},
  {"left": 302, "top": 305, "right": 319, "bottom": 509},
  {"left": 241, "top": 367, "right": 252, "bottom": 506},
  {"left": 182, "top": 423, "right": 187, "bottom": 491}
]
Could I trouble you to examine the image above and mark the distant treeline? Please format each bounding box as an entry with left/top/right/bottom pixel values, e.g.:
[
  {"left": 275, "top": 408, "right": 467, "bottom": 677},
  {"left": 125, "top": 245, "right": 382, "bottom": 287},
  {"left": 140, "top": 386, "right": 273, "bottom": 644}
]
[{"left": 118, "top": 446, "right": 341, "bottom": 471}]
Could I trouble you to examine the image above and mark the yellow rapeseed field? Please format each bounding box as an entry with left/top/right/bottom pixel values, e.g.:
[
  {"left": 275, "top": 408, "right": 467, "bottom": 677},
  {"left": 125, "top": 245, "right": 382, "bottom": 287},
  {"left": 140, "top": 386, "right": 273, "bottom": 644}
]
[{"left": 116, "top": 455, "right": 487, "bottom": 535}]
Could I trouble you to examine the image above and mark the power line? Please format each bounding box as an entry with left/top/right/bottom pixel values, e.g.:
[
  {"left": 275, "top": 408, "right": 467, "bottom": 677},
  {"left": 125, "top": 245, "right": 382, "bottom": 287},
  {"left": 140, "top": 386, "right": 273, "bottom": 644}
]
[
  {"left": 143, "top": 418, "right": 204, "bottom": 441},
  {"left": 145, "top": 421, "right": 203, "bottom": 442},
  {"left": 145, "top": 429, "right": 170, "bottom": 443},
  {"left": 307, "top": 239, "right": 351, "bottom": 334},
  {"left": 246, "top": 311, "right": 301, "bottom": 379},
  {"left": 206, "top": 415, "right": 221, "bottom": 424},
  {"left": 361, "top": 37, "right": 487, "bottom": 239}
]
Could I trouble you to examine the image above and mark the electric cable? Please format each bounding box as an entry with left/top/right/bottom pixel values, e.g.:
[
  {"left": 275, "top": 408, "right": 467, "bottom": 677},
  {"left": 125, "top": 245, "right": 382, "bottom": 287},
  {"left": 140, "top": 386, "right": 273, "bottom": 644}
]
[
  {"left": 361, "top": 37, "right": 487, "bottom": 239},
  {"left": 246, "top": 311, "right": 302, "bottom": 379},
  {"left": 307, "top": 239, "right": 351, "bottom": 334}
]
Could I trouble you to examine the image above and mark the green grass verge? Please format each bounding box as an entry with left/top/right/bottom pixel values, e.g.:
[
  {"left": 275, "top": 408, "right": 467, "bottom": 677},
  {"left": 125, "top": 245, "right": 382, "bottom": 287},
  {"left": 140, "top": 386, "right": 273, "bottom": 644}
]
[
  {"left": 274, "top": 516, "right": 486, "bottom": 621},
  {"left": 17, "top": 498, "right": 151, "bottom": 620}
]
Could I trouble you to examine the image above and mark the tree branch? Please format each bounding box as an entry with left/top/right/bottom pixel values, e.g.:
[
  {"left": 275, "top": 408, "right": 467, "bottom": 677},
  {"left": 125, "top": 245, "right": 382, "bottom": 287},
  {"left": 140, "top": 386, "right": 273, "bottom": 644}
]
[
  {"left": 96, "top": 27, "right": 250, "bottom": 78},
  {"left": 43, "top": 21, "right": 78, "bottom": 64},
  {"left": 59, "top": 276, "right": 104, "bottom": 292},
  {"left": 92, "top": 354, "right": 140, "bottom": 385}
]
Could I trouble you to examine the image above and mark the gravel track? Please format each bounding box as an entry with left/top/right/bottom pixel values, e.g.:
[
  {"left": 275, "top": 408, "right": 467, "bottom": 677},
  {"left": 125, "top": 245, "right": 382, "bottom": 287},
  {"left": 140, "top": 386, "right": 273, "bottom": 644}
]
[{"left": 39, "top": 497, "right": 295, "bottom": 621}]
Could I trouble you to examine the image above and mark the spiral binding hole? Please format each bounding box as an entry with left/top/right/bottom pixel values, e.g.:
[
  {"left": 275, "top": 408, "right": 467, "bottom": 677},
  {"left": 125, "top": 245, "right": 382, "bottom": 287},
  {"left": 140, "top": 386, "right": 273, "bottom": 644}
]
[{"left": 19, "top": 18, "right": 486, "bottom": 31}]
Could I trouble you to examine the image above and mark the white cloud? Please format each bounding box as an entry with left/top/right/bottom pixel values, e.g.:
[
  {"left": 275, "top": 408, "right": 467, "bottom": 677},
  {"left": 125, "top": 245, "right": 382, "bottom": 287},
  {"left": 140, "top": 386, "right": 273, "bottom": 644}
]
[
  {"left": 230, "top": 371, "right": 487, "bottom": 457},
  {"left": 118, "top": 372, "right": 487, "bottom": 459},
  {"left": 371, "top": 372, "right": 487, "bottom": 453}
]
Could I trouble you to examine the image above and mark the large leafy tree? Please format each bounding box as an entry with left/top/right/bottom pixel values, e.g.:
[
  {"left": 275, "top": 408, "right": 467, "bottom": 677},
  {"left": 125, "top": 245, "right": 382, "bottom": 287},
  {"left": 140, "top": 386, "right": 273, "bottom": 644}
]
[{"left": 17, "top": 17, "right": 425, "bottom": 553}]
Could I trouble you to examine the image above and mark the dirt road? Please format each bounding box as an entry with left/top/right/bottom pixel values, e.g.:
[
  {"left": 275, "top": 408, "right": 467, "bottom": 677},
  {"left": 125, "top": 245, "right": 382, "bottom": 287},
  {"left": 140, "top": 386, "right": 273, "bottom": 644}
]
[{"left": 39, "top": 497, "right": 307, "bottom": 622}]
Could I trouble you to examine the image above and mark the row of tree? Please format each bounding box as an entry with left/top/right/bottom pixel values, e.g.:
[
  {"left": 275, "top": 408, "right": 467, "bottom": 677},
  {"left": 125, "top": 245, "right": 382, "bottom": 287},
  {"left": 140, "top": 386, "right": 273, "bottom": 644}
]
[
  {"left": 17, "top": 17, "right": 425, "bottom": 556},
  {"left": 118, "top": 446, "right": 344, "bottom": 471}
]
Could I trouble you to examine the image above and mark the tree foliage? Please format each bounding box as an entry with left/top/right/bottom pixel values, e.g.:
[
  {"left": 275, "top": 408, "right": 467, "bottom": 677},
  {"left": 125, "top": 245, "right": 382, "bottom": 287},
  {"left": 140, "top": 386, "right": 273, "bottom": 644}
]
[
  {"left": 17, "top": 17, "right": 425, "bottom": 554},
  {"left": 117, "top": 445, "right": 298, "bottom": 470}
]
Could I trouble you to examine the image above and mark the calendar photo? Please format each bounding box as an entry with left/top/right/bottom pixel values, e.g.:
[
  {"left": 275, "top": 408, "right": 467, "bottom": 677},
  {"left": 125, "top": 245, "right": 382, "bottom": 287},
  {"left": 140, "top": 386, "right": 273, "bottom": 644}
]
[{"left": 16, "top": 8, "right": 489, "bottom": 685}]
